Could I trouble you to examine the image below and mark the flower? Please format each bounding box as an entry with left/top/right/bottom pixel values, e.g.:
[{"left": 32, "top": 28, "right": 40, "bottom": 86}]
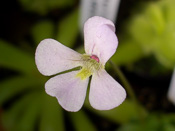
[{"left": 35, "top": 16, "right": 126, "bottom": 112}]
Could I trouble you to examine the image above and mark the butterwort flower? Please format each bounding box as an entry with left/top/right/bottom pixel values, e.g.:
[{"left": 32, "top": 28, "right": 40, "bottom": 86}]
[{"left": 35, "top": 16, "right": 126, "bottom": 112}]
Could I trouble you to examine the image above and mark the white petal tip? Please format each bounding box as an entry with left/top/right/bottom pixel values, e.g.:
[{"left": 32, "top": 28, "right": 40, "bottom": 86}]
[
  {"left": 89, "top": 70, "right": 127, "bottom": 110},
  {"left": 45, "top": 71, "right": 89, "bottom": 112},
  {"left": 91, "top": 88, "right": 126, "bottom": 111}
]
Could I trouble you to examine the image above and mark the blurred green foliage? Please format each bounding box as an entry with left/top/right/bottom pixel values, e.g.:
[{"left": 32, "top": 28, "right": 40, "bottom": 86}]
[
  {"left": 19, "top": 0, "right": 74, "bottom": 15},
  {"left": 84, "top": 99, "right": 147, "bottom": 124},
  {"left": 31, "top": 20, "right": 55, "bottom": 46},
  {"left": 111, "top": 40, "right": 144, "bottom": 66},
  {"left": 0, "top": 0, "right": 175, "bottom": 131},
  {"left": 118, "top": 113, "right": 175, "bottom": 131},
  {"left": 56, "top": 8, "right": 79, "bottom": 48},
  {"left": 0, "top": 40, "right": 36, "bottom": 76},
  {"left": 121, "top": 0, "right": 175, "bottom": 69}
]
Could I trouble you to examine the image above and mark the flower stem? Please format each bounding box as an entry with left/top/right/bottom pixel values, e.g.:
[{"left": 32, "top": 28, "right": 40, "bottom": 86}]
[{"left": 109, "top": 60, "right": 145, "bottom": 122}]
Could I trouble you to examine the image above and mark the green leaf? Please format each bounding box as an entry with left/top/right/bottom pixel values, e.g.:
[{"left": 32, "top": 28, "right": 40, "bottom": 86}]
[
  {"left": 118, "top": 113, "right": 175, "bottom": 131},
  {"left": 31, "top": 20, "right": 55, "bottom": 46},
  {"left": 111, "top": 40, "right": 144, "bottom": 66},
  {"left": 117, "top": 122, "right": 141, "bottom": 131},
  {"left": 0, "top": 40, "right": 37, "bottom": 75},
  {"left": 84, "top": 99, "right": 147, "bottom": 124},
  {"left": 39, "top": 94, "right": 65, "bottom": 131},
  {"left": 56, "top": 8, "right": 79, "bottom": 48},
  {"left": 13, "top": 92, "right": 42, "bottom": 131},
  {"left": 1, "top": 91, "right": 40, "bottom": 130},
  {"left": 154, "top": 27, "right": 175, "bottom": 68},
  {"left": 161, "top": 113, "right": 175, "bottom": 131},
  {"left": 18, "top": 0, "right": 74, "bottom": 15},
  {"left": 0, "top": 76, "right": 43, "bottom": 106},
  {"left": 125, "top": 0, "right": 175, "bottom": 68},
  {"left": 161, "top": 0, "right": 175, "bottom": 23},
  {"left": 68, "top": 111, "right": 96, "bottom": 131},
  {"left": 128, "top": 15, "right": 156, "bottom": 54},
  {"left": 146, "top": 3, "right": 165, "bottom": 35}
]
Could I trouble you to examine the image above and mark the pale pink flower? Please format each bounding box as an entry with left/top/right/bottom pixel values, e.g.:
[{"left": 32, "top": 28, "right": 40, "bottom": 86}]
[{"left": 35, "top": 16, "right": 126, "bottom": 112}]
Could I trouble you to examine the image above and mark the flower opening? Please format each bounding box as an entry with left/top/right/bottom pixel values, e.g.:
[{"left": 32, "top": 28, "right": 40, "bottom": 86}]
[{"left": 76, "top": 54, "right": 104, "bottom": 80}]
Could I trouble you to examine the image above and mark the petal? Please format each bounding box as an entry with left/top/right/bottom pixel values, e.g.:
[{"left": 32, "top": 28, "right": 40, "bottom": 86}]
[
  {"left": 89, "top": 69, "right": 126, "bottom": 110},
  {"left": 45, "top": 71, "right": 89, "bottom": 112},
  {"left": 35, "top": 39, "right": 82, "bottom": 76},
  {"left": 168, "top": 69, "right": 175, "bottom": 105},
  {"left": 84, "top": 16, "right": 118, "bottom": 65}
]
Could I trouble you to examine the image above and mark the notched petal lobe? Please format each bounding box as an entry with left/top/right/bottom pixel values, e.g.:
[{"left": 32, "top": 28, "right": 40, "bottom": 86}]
[{"left": 89, "top": 69, "right": 126, "bottom": 110}]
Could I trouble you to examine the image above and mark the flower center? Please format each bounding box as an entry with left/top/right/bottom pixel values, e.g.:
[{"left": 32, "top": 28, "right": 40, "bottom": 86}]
[
  {"left": 90, "top": 55, "right": 99, "bottom": 62},
  {"left": 76, "top": 54, "right": 104, "bottom": 80}
]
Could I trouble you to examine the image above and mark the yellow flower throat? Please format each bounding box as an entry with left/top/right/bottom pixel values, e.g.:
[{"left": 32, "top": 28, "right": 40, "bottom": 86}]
[{"left": 76, "top": 54, "right": 104, "bottom": 80}]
